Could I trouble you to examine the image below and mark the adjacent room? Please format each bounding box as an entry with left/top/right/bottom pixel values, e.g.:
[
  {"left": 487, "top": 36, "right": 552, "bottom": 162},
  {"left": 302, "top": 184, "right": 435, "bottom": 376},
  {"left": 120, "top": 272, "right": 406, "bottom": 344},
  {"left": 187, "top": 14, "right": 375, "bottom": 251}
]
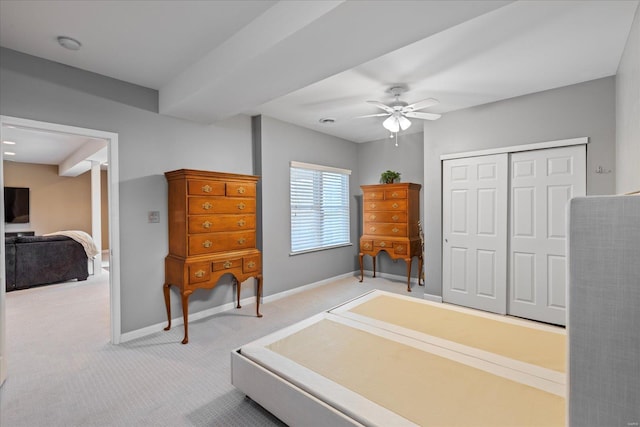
[{"left": 1, "top": 1, "right": 638, "bottom": 426}]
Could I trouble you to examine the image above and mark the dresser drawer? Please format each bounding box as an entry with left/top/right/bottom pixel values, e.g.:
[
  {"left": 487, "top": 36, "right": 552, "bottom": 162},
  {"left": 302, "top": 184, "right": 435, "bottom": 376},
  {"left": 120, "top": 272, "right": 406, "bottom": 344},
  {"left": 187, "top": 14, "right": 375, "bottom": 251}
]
[
  {"left": 189, "top": 232, "right": 256, "bottom": 255},
  {"left": 243, "top": 254, "right": 261, "bottom": 274},
  {"left": 363, "top": 191, "right": 384, "bottom": 200},
  {"left": 373, "top": 240, "right": 394, "bottom": 250},
  {"left": 226, "top": 182, "right": 256, "bottom": 198},
  {"left": 188, "top": 262, "right": 211, "bottom": 285},
  {"left": 364, "top": 200, "right": 407, "bottom": 211},
  {"left": 393, "top": 242, "right": 408, "bottom": 255},
  {"left": 212, "top": 257, "right": 242, "bottom": 272},
  {"left": 364, "top": 212, "right": 407, "bottom": 223},
  {"left": 189, "top": 197, "right": 256, "bottom": 214},
  {"left": 360, "top": 239, "right": 373, "bottom": 252},
  {"left": 188, "top": 215, "right": 255, "bottom": 233},
  {"left": 188, "top": 180, "right": 225, "bottom": 196},
  {"left": 384, "top": 189, "right": 407, "bottom": 199},
  {"left": 364, "top": 223, "right": 407, "bottom": 237}
]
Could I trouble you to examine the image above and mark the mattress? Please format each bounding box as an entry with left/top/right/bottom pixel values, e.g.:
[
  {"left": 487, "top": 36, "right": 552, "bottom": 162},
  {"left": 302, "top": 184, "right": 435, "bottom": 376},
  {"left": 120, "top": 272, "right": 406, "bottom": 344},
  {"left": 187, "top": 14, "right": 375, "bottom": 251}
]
[{"left": 232, "top": 290, "right": 566, "bottom": 426}]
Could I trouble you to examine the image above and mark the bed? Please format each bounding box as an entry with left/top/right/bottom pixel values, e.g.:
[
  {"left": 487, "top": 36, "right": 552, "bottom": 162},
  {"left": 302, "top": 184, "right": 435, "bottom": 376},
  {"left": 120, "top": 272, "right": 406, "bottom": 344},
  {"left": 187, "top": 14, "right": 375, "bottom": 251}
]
[{"left": 231, "top": 290, "right": 566, "bottom": 426}]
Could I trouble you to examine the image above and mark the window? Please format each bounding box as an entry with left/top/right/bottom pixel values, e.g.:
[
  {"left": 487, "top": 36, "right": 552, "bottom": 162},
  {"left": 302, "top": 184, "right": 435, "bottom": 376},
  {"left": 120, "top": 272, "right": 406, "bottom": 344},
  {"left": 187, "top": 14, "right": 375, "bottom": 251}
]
[{"left": 290, "top": 161, "right": 351, "bottom": 254}]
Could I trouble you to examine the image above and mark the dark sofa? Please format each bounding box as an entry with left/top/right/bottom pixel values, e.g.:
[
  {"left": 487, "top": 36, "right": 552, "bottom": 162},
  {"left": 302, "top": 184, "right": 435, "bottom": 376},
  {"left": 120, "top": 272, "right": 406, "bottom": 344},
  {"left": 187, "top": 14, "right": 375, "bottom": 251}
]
[{"left": 5, "top": 235, "right": 89, "bottom": 292}]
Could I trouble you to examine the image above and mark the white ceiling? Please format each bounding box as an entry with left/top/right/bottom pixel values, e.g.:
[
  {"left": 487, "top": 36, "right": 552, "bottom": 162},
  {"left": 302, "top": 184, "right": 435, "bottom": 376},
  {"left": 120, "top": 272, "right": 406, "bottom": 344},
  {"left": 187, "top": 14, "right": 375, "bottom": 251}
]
[{"left": 0, "top": 0, "right": 637, "bottom": 163}]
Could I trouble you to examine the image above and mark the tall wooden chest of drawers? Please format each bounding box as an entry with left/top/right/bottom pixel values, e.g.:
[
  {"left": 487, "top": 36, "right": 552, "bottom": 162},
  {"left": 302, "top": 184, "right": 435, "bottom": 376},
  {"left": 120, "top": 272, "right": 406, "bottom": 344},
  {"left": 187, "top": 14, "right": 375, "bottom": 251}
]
[
  {"left": 359, "top": 183, "right": 423, "bottom": 292},
  {"left": 163, "top": 169, "right": 262, "bottom": 344}
]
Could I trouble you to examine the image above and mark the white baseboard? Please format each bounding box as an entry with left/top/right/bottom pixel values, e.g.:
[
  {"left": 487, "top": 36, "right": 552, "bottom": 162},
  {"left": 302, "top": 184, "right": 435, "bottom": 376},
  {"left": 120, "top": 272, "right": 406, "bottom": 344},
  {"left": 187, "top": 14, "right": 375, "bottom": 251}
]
[
  {"left": 424, "top": 293, "right": 443, "bottom": 303},
  {"left": 120, "top": 271, "right": 357, "bottom": 344}
]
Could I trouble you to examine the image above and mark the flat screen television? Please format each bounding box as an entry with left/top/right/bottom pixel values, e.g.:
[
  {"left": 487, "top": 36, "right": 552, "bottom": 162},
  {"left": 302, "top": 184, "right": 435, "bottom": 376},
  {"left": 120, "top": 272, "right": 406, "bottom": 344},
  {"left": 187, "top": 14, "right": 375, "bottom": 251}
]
[{"left": 4, "top": 187, "right": 30, "bottom": 224}]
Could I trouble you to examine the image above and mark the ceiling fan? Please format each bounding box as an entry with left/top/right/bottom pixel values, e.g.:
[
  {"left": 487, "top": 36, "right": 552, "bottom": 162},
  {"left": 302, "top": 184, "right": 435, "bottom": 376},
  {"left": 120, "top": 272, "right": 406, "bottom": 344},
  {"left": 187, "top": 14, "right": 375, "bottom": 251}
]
[{"left": 359, "top": 86, "right": 441, "bottom": 133}]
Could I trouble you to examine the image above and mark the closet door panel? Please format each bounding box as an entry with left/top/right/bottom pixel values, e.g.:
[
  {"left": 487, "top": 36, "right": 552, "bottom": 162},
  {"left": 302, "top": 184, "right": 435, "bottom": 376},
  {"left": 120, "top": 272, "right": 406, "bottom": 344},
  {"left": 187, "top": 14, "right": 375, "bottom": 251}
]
[
  {"left": 443, "top": 154, "right": 508, "bottom": 314},
  {"left": 508, "top": 145, "right": 586, "bottom": 325}
]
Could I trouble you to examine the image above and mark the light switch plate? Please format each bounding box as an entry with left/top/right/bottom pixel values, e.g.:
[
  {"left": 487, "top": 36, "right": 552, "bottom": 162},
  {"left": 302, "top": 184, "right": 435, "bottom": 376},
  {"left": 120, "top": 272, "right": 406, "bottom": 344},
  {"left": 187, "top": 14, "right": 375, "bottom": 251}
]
[{"left": 148, "top": 211, "right": 160, "bottom": 223}]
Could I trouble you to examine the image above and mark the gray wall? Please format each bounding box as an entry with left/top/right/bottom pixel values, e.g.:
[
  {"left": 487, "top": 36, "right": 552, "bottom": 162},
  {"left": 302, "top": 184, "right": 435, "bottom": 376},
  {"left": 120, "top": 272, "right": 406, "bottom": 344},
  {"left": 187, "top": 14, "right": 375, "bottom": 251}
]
[
  {"left": 423, "top": 77, "right": 616, "bottom": 298},
  {"left": 356, "top": 132, "right": 424, "bottom": 281},
  {"left": 616, "top": 5, "right": 640, "bottom": 194},
  {"left": 0, "top": 48, "right": 254, "bottom": 333},
  {"left": 257, "top": 116, "right": 360, "bottom": 295}
]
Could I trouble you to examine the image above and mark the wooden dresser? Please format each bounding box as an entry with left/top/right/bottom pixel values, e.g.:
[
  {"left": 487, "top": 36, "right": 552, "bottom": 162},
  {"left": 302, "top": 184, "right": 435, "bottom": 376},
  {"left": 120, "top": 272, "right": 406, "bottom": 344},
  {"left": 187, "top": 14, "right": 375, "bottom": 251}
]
[
  {"left": 163, "top": 169, "right": 262, "bottom": 344},
  {"left": 359, "top": 183, "right": 423, "bottom": 292}
]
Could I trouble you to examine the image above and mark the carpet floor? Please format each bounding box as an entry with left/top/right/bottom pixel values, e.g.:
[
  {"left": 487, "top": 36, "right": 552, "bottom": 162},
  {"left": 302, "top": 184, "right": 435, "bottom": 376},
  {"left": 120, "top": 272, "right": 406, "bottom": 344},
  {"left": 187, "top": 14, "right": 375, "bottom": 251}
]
[{"left": 0, "top": 272, "right": 423, "bottom": 426}]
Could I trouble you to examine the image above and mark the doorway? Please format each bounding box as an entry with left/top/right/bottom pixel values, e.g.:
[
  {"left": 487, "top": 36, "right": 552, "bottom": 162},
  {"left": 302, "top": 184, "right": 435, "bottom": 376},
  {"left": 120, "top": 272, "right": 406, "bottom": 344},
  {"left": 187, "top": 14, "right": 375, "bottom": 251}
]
[{"left": 0, "top": 115, "right": 121, "bottom": 386}]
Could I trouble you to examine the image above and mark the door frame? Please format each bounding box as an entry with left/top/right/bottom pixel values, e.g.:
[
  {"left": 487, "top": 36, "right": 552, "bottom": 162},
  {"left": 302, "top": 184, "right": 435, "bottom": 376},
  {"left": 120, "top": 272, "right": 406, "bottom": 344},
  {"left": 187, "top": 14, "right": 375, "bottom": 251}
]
[{"left": 0, "top": 115, "right": 121, "bottom": 386}]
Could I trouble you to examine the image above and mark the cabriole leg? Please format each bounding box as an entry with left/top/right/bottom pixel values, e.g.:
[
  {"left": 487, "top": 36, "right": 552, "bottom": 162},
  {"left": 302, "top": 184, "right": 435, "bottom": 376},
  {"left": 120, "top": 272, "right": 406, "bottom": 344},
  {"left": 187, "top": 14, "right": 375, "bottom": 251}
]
[
  {"left": 256, "top": 275, "right": 263, "bottom": 318},
  {"left": 163, "top": 283, "right": 172, "bottom": 331},
  {"left": 235, "top": 277, "right": 242, "bottom": 309},
  {"left": 359, "top": 253, "right": 365, "bottom": 282},
  {"left": 406, "top": 258, "right": 412, "bottom": 292},
  {"left": 373, "top": 255, "right": 377, "bottom": 278},
  {"left": 181, "top": 290, "right": 192, "bottom": 344}
]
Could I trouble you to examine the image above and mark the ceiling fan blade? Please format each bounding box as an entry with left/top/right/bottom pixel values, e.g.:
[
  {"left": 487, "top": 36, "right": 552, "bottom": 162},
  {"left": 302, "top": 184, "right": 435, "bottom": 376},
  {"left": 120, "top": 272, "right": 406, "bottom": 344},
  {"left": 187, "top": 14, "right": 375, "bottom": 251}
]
[
  {"left": 366, "top": 101, "right": 394, "bottom": 113},
  {"left": 404, "top": 111, "right": 442, "bottom": 120},
  {"left": 405, "top": 98, "right": 439, "bottom": 112},
  {"left": 354, "top": 113, "right": 390, "bottom": 119}
]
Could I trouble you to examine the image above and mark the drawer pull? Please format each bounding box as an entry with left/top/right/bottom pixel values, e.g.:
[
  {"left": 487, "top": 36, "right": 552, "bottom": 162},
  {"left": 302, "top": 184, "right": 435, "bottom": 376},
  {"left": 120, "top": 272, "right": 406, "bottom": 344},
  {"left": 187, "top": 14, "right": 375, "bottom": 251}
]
[
  {"left": 370, "top": 194, "right": 377, "bottom": 199},
  {"left": 237, "top": 219, "right": 246, "bottom": 227},
  {"left": 237, "top": 186, "right": 246, "bottom": 194},
  {"left": 392, "top": 215, "right": 399, "bottom": 221},
  {"left": 202, "top": 185, "right": 212, "bottom": 193},
  {"left": 247, "top": 261, "right": 256, "bottom": 269},
  {"left": 369, "top": 227, "right": 376, "bottom": 232},
  {"left": 396, "top": 246, "right": 404, "bottom": 251},
  {"left": 380, "top": 242, "right": 386, "bottom": 248},
  {"left": 202, "top": 240, "right": 212, "bottom": 248},
  {"left": 392, "top": 192, "right": 398, "bottom": 198},
  {"left": 364, "top": 243, "right": 371, "bottom": 249},
  {"left": 369, "top": 214, "right": 376, "bottom": 221},
  {"left": 202, "top": 202, "right": 213, "bottom": 210},
  {"left": 392, "top": 227, "right": 399, "bottom": 233},
  {"left": 392, "top": 203, "right": 399, "bottom": 209},
  {"left": 237, "top": 238, "right": 246, "bottom": 245},
  {"left": 194, "top": 270, "right": 205, "bottom": 278},
  {"left": 237, "top": 203, "right": 246, "bottom": 210},
  {"left": 223, "top": 261, "right": 232, "bottom": 269},
  {"left": 370, "top": 203, "right": 376, "bottom": 209},
  {"left": 202, "top": 220, "right": 212, "bottom": 229}
]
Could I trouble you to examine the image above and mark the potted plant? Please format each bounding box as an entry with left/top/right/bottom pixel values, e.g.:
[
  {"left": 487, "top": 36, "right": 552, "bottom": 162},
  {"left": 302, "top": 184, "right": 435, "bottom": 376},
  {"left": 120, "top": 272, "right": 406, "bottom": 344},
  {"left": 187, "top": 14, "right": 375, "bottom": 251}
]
[{"left": 380, "top": 170, "right": 401, "bottom": 184}]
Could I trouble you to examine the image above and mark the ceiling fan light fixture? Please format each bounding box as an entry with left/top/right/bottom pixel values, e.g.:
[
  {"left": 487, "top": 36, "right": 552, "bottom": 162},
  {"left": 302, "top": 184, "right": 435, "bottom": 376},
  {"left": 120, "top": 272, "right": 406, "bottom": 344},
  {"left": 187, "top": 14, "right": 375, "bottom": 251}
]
[
  {"left": 383, "top": 116, "right": 400, "bottom": 133},
  {"left": 398, "top": 115, "right": 412, "bottom": 131}
]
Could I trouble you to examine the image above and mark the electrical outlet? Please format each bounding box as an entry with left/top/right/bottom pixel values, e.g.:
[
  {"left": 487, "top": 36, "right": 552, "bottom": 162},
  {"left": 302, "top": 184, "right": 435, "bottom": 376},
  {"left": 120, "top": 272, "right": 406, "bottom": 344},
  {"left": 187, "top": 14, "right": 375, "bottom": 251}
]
[{"left": 148, "top": 211, "right": 160, "bottom": 223}]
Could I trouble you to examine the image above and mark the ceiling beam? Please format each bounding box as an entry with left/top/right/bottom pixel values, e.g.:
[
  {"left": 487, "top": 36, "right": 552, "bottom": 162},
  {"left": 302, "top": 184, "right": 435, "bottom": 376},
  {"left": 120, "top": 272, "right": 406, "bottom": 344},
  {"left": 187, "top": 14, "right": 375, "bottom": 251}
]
[{"left": 159, "top": 0, "right": 512, "bottom": 123}]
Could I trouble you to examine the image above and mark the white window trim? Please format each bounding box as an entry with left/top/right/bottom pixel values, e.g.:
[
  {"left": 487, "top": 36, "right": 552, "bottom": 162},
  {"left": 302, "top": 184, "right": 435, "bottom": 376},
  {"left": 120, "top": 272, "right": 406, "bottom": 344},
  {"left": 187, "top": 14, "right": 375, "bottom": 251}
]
[{"left": 290, "top": 161, "right": 352, "bottom": 176}]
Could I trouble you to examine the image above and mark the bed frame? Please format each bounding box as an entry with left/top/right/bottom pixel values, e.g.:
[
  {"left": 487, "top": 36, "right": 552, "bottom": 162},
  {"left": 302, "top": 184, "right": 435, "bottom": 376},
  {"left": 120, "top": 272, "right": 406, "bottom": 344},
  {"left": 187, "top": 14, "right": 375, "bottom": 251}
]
[{"left": 231, "top": 290, "right": 566, "bottom": 426}]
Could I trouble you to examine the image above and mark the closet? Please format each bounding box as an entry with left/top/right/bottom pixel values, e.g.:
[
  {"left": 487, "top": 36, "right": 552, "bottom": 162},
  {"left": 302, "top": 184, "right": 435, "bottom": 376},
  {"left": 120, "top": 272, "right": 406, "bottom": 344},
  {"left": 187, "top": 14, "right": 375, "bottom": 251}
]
[{"left": 442, "top": 141, "right": 586, "bottom": 325}]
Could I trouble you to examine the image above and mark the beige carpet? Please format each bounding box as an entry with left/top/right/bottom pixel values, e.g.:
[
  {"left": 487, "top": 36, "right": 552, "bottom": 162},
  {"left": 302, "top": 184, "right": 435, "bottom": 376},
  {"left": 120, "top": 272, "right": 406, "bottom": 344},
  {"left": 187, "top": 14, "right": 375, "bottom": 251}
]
[{"left": 0, "top": 273, "right": 424, "bottom": 426}]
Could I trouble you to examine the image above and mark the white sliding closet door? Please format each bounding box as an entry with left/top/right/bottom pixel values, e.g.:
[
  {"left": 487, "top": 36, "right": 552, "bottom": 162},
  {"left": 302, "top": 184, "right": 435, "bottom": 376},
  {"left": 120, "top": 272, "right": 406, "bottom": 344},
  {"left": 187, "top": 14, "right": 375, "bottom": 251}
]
[
  {"left": 509, "top": 145, "right": 586, "bottom": 325},
  {"left": 443, "top": 154, "right": 508, "bottom": 314}
]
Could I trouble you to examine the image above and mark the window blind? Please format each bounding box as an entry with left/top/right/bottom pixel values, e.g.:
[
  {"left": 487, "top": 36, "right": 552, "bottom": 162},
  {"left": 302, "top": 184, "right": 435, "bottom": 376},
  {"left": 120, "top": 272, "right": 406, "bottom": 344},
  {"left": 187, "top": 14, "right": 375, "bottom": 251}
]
[{"left": 290, "top": 162, "right": 351, "bottom": 254}]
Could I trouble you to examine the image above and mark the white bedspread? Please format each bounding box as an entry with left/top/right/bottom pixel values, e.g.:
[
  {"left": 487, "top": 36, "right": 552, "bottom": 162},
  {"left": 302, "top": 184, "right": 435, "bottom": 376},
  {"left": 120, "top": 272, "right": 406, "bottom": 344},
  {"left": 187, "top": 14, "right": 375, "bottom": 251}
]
[{"left": 44, "top": 230, "right": 100, "bottom": 258}]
